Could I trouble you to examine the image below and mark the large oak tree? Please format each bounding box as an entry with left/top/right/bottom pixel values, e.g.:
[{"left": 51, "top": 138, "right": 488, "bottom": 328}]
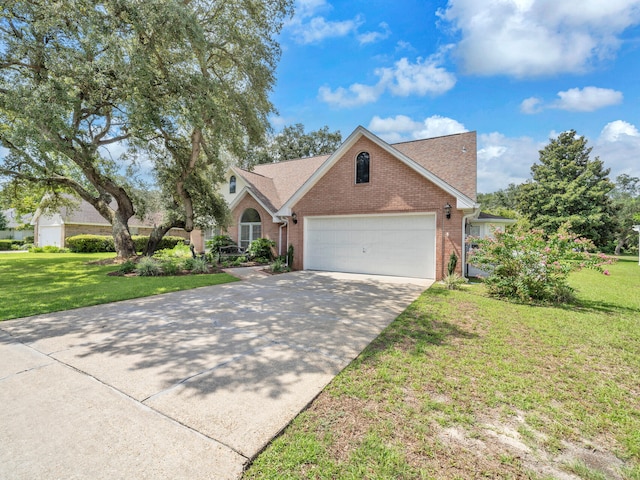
[{"left": 0, "top": 0, "right": 292, "bottom": 258}]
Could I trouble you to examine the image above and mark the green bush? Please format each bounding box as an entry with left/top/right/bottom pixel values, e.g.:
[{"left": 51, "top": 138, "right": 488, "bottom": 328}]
[
  {"left": 189, "top": 257, "right": 209, "bottom": 274},
  {"left": 206, "top": 234, "right": 236, "bottom": 252},
  {"left": 24, "top": 236, "right": 34, "bottom": 243},
  {"left": 0, "top": 240, "right": 13, "bottom": 251},
  {"left": 442, "top": 273, "right": 466, "bottom": 290},
  {"left": 247, "top": 238, "right": 276, "bottom": 261},
  {"left": 66, "top": 234, "right": 186, "bottom": 253},
  {"left": 469, "top": 225, "right": 615, "bottom": 303},
  {"left": 270, "top": 257, "right": 289, "bottom": 273},
  {"left": 117, "top": 260, "right": 137, "bottom": 275},
  {"left": 447, "top": 252, "right": 458, "bottom": 276},
  {"left": 28, "top": 245, "right": 68, "bottom": 253},
  {"left": 287, "top": 244, "right": 294, "bottom": 268},
  {"left": 66, "top": 235, "right": 115, "bottom": 253},
  {"left": 136, "top": 257, "right": 162, "bottom": 276},
  {"left": 160, "top": 258, "right": 180, "bottom": 275}
]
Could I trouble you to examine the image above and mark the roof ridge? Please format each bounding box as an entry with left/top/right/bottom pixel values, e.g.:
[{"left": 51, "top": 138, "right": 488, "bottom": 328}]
[{"left": 391, "top": 130, "right": 476, "bottom": 147}]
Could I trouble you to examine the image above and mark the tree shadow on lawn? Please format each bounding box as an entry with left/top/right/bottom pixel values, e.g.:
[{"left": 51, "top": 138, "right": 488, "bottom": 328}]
[{"left": 359, "top": 291, "right": 479, "bottom": 363}]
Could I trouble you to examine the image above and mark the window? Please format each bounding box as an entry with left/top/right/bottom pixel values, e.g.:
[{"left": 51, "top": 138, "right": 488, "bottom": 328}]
[
  {"left": 229, "top": 175, "right": 236, "bottom": 194},
  {"left": 356, "top": 152, "right": 370, "bottom": 184},
  {"left": 239, "top": 208, "right": 261, "bottom": 250}
]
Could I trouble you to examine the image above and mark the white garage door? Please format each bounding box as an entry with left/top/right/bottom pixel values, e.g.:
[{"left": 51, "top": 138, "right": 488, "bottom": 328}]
[
  {"left": 304, "top": 214, "right": 436, "bottom": 279},
  {"left": 38, "top": 226, "right": 62, "bottom": 247}
]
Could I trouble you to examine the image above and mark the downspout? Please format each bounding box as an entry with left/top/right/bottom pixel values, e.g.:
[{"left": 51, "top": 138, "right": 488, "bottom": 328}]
[
  {"left": 462, "top": 208, "right": 480, "bottom": 278},
  {"left": 278, "top": 219, "right": 288, "bottom": 257}
]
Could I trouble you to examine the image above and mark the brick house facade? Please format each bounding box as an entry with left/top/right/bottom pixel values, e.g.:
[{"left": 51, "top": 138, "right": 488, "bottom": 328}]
[{"left": 222, "top": 126, "right": 481, "bottom": 280}]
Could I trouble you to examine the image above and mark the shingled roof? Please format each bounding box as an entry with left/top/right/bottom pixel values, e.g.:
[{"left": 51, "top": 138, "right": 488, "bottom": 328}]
[{"left": 232, "top": 129, "right": 476, "bottom": 213}]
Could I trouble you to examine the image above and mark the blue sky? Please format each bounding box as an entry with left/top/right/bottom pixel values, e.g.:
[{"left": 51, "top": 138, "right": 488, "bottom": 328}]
[{"left": 270, "top": 0, "right": 640, "bottom": 193}]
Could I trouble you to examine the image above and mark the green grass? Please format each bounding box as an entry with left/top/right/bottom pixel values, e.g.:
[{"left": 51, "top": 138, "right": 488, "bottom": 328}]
[
  {"left": 245, "top": 256, "right": 640, "bottom": 479},
  {"left": 0, "top": 252, "right": 238, "bottom": 321}
]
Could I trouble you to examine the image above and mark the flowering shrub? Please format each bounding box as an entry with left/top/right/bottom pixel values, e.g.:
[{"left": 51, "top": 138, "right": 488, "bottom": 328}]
[{"left": 468, "top": 225, "right": 615, "bottom": 303}]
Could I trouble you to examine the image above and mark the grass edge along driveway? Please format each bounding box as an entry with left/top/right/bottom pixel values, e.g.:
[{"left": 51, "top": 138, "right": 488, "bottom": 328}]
[
  {"left": 245, "top": 257, "right": 640, "bottom": 480},
  {"left": 0, "top": 252, "right": 238, "bottom": 321}
]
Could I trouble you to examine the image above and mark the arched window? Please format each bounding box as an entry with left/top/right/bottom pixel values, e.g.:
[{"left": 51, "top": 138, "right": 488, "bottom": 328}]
[
  {"left": 229, "top": 175, "right": 236, "bottom": 194},
  {"left": 239, "top": 208, "right": 261, "bottom": 250},
  {"left": 356, "top": 152, "right": 370, "bottom": 184}
]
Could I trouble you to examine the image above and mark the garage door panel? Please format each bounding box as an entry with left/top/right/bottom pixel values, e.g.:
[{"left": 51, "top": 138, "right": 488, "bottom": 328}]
[{"left": 305, "top": 214, "right": 435, "bottom": 279}]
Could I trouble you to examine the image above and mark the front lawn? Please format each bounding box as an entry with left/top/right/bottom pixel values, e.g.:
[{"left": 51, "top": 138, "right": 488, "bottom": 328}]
[
  {"left": 245, "top": 257, "right": 640, "bottom": 479},
  {"left": 0, "top": 252, "right": 238, "bottom": 321}
]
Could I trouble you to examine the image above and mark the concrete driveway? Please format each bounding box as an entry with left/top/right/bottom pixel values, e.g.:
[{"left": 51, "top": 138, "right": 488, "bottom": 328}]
[{"left": 0, "top": 270, "right": 430, "bottom": 479}]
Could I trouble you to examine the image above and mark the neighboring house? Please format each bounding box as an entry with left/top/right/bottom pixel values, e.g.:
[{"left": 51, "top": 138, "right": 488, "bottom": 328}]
[
  {"left": 221, "top": 125, "right": 495, "bottom": 280},
  {"left": 466, "top": 212, "right": 517, "bottom": 277},
  {"left": 31, "top": 199, "right": 191, "bottom": 248},
  {"left": 0, "top": 209, "right": 34, "bottom": 241}
]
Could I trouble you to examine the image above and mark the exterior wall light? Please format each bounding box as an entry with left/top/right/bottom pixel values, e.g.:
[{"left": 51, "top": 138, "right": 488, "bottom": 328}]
[
  {"left": 444, "top": 203, "right": 452, "bottom": 220},
  {"left": 292, "top": 212, "right": 298, "bottom": 224}
]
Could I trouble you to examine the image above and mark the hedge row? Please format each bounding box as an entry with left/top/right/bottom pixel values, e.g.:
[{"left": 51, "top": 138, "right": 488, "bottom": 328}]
[
  {"left": 0, "top": 240, "right": 13, "bottom": 251},
  {"left": 65, "top": 234, "right": 186, "bottom": 253}
]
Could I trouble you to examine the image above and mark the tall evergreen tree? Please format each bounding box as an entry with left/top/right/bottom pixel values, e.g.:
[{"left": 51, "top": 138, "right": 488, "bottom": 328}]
[{"left": 518, "top": 130, "right": 615, "bottom": 249}]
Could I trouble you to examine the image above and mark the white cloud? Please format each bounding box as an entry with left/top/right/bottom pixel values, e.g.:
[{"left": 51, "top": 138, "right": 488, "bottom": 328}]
[
  {"left": 520, "top": 97, "right": 543, "bottom": 114},
  {"left": 439, "top": 0, "right": 640, "bottom": 77},
  {"left": 357, "top": 22, "right": 391, "bottom": 45},
  {"left": 319, "top": 52, "right": 456, "bottom": 107},
  {"left": 318, "top": 83, "right": 383, "bottom": 108},
  {"left": 593, "top": 120, "right": 640, "bottom": 179},
  {"left": 553, "top": 87, "right": 623, "bottom": 112},
  {"left": 378, "top": 56, "right": 457, "bottom": 97},
  {"left": 521, "top": 87, "right": 623, "bottom": 114},
  {"left": 369, "top": 114, "right": 467, "bottom": 143},
  {"left": 477, "top": 132, "right": 541, "bottom": 192},
  {"left": 288, "top": 0, "right": 363, "bottom": 44}
]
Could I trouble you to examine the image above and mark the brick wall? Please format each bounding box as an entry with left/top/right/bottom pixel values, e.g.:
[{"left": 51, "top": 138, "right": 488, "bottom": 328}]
[
  {"left": 226, "top": 196, "right": 282, "bottom": 251},
  {"left": 288, "top": 136, "right": 465, "bottom": 279}
]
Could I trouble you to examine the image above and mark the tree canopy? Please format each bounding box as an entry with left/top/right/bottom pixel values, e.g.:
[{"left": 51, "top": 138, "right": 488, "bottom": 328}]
[
  {"left": 517, "top": 130, "right": 616, "bottom": 249},
  {"left": 0, "top": 0, "right": 293, "bottom": 257},
  {"left": 243, "top": 123, "right": 342, "bottom": 168}
]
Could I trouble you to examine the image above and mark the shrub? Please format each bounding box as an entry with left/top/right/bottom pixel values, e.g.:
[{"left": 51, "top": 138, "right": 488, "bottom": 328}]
[
  {"left": 206, "top": 234, "right": 236, "bottom": 251},
  {"left": 442, "top": 273, "right": 466, "bottom": 290},
  {"left": 468, "top": 224, "right": 616, "bottom": 303},
  {"left": 136, "top": 256, "right": 162, "bottom": 276},
  {"left": 270, "top": 257, "right": 289, "bottom": 273},
  {"left": 447, "top": 252, "right": 458, "bottom": 276},
  {"left": 247, "top": 238, "right": 275, "bottom": 261},
  {"left": 117, "top": 260, "right": 137, "bottom": 275},
  {"left": 160, "top": 259, "right": 180, "bottom": 275},
  {"left": 27, "top": 245, "right": 68, "bottom": 253},
  {"left": 189, "top": 257, "right": 209, "bottom": 274},
  {"left": 0, "top": 240, "right": 12, "bottom": 251},
  {"left": 232, "top": 255, "right": 247, "bottom": 266},
  {"left": 287, "top": 244, "right": 294, "bottom": 268},
  {"left": 66, "top": 235, "right": 115, "bottom": 253}
]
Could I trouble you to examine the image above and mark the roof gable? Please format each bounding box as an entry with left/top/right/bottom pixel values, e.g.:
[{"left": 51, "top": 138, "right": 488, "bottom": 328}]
[{"left": 277, "top": 126, "right": 478, "bottom": 215}]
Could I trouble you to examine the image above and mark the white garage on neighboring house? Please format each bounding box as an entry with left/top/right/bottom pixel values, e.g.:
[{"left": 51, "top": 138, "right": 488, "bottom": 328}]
[
  {"left": 31, "top": 198, "right": 191, "bottom": 248},
  {"left": 304, "top": 213, "right": 436, "bottom": 279}
]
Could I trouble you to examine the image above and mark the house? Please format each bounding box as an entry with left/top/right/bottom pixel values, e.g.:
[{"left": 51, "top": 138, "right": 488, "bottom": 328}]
[
  {"left": 31, "top": 199, "right": 192, "bottom": 248},
  {"left": 220, "top": 125, "right": 518, "bottom": 280},
  {"left": 0, "top": 209, "right": 34, "bottom": 241},
  {"left": 466, "top": 212, "right": 517, "bottom": 277}
]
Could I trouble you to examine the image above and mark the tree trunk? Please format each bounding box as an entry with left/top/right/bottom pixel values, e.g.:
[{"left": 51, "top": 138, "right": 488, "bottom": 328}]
[
  {"left": 112, "top": 213, "right": 137, "bottom": 259},
  {"left": 143, "top": 224, "right": 175, "bottom": 257},
  {"left": 614, "top": 238, "right": 625, "bottom": 256}
]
